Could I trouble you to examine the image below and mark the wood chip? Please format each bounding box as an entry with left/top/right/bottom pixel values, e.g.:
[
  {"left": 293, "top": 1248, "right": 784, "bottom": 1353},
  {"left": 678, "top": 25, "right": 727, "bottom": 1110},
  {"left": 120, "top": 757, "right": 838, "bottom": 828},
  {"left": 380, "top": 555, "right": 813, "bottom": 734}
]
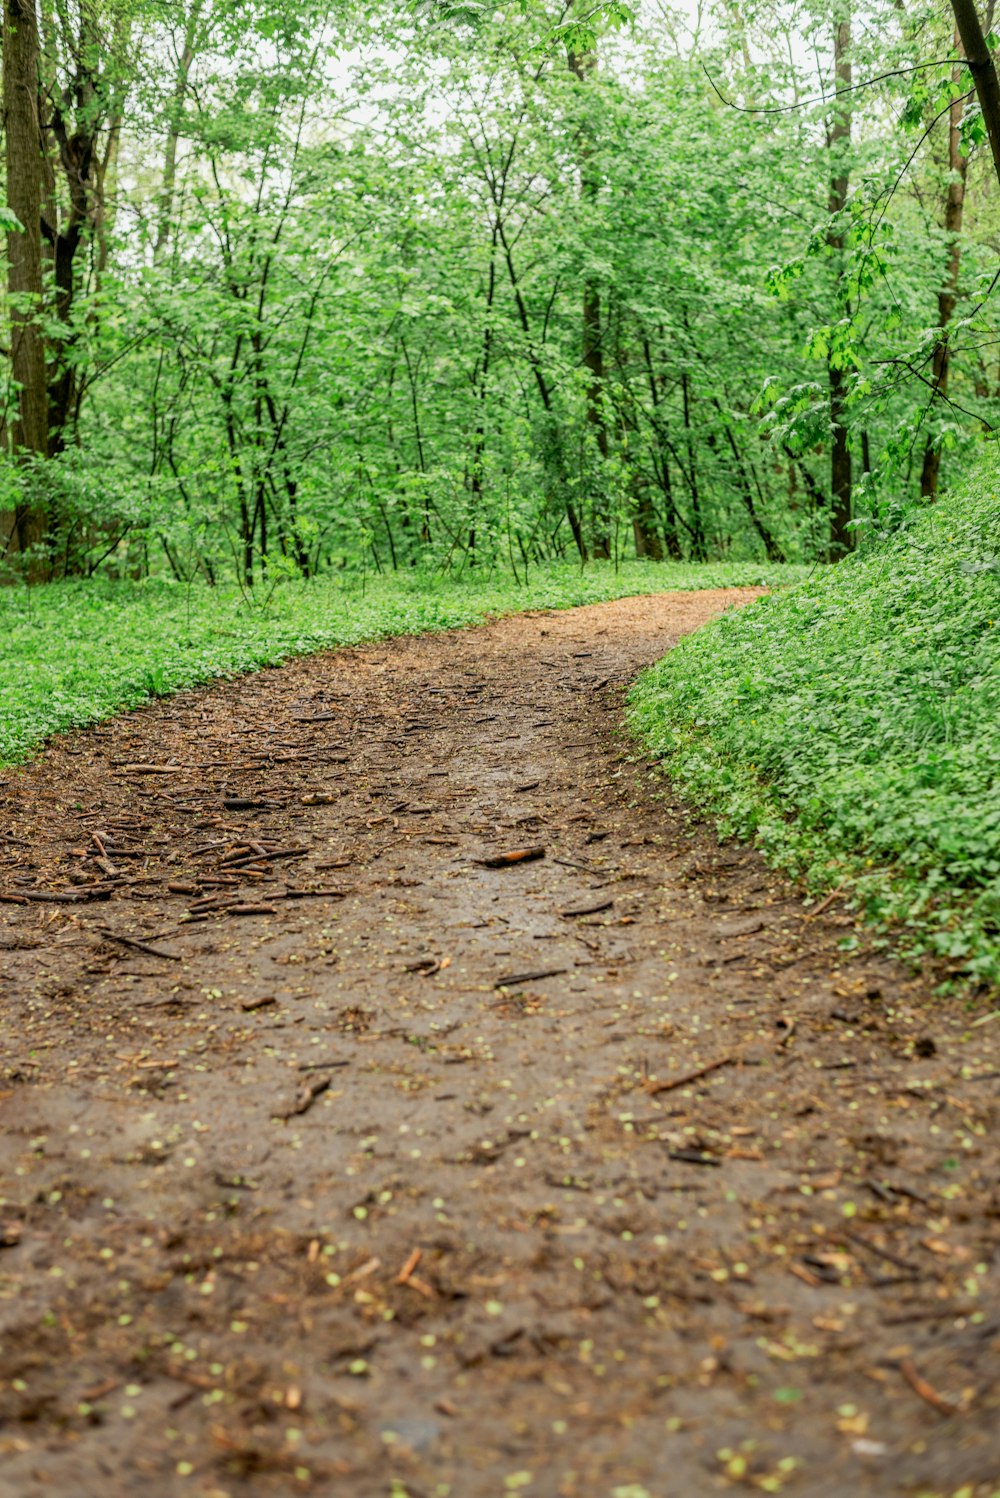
[
  {"left": 280, "top": 1075, "right": 333, "bottom": 1118},
  {"left": 560, "top": 898, "right": 613, "bottom": 917},
  {"left": 479, "top": 846, "right": 545, "bottom": 868}
]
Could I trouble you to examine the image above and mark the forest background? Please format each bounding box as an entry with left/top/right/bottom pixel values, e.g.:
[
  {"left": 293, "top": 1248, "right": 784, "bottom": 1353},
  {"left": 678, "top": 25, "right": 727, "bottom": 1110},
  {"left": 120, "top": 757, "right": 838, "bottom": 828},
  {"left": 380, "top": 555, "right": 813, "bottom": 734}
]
[{"left": 2, "top": 0, "right": 995, "bottom": 586}]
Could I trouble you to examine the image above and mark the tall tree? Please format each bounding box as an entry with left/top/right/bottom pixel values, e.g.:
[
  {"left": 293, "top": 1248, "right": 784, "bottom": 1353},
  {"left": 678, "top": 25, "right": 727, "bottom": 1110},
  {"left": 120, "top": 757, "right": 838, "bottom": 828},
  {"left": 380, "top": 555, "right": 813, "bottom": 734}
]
[
  {"left": 2, "top": 0, "right": 48, "bottom": 561},
  {"left": 920, "top": 35, "right": 968, "bottom": 501},
  {"left": 827, "top": 9, "right": 853, "bottom": 558},
  {"left": 567, "top": 41, "right": 610, "bottom": 557},
  {"left": 949, "top": 0, "right": 1000, "bottom": 186}
]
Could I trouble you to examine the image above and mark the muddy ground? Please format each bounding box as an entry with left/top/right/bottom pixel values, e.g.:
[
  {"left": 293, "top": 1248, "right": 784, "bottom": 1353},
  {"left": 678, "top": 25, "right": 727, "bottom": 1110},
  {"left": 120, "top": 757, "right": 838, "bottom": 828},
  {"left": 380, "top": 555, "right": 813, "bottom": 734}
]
[{"left": 0, "top": 590, "right": 998, "bottom": 1498}]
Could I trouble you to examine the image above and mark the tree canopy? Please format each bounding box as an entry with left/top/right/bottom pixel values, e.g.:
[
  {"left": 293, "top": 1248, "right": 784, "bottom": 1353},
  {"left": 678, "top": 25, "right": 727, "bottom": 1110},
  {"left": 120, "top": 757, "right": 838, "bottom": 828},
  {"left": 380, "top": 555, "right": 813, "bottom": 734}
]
[{"left": 2, "top": 0, "right": 1000, "bottom": 583}]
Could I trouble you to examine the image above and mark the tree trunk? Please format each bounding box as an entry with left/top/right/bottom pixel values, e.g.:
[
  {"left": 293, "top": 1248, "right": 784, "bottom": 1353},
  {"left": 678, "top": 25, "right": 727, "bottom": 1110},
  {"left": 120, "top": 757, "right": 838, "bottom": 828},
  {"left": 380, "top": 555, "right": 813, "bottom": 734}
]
[
  {"left": 468, "top": 219, "right": 499, "bottom": 557},
  {"left": 709, "top": 398, "right": 786, "bottom": 562},
  {"left": 2, "top": 0, "right": 48, "bottom": 564},
  {"left": 568, "top": 44, "right": 609, "bottom": 558},
  {"left": 921, "top": 37, "right": 968, "bottom": 501},
  {"left": 632, "top": 476, "right": 664, "bottom": 560},
  {"left": 681, "top": 371, "right": 707, "bottom": 561},
  {"left": 155, "top": 1, "right": 203, "bottom": 261},
  {"left": 949, "top": 0, "right": 1000, "bottom": 188},
  {"left": 498, "top": 221, "right": 587, "bottom": 561},
  {"left": 827, "top": 14, "right": 853, "bottom": 558}
]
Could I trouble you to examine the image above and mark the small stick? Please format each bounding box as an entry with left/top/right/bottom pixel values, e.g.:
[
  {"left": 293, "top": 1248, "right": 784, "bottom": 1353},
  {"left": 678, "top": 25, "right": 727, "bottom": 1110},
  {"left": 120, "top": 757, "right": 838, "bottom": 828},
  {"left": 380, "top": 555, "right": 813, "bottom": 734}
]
[
  {"left": 494, "top": 967, "right": 568, "bottom": 988},
  {"left": 803, "top": 882, "right": 849, "bottom": 920},
  {"left": 842, "top": 1229, "right": 920, "bottom": 1274},
  {"left": 645, "top": 1054, "right": 738, "bottom": 1095},
  {"left": 899, "top": 1357, "right": 962, "bottom": 1417},
  {"left": 12, "top": 889, "right": 112, "bottom": 904},
  {"left": 281, "top": 887, "right": 352, "bottom": 901},
  {"left": 92, "top": 833, "right": 119, "bottom": 877},
  {"left": 94, "top": 928, "right": 180, "bottom": 962},
  {"left": 396, "top": 1248, "right": 422, "bottom": 1284},
  {"left": 116, "top": 763, "right": 185, "bottom": 774}
]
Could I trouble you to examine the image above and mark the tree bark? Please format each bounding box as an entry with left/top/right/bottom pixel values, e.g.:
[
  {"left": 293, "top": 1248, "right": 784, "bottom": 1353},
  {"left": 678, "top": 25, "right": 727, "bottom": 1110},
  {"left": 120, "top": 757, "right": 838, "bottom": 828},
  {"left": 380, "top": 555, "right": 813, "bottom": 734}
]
[
  {"left": 949, "top": 0, "right": 1000, "bottom": 188},
  {"left": 827, "top": 14, "right": 853, "bottom": 558},
  {"left": 2, "top": 0, "right": 49, "bottom": 563},
  {"left": 681, "top": 370, "right": 707, "bottom": 561},
  {"left": 155, "top": 1, "right": 203, "bottom": 261},
  {"left": 498, "top": 221, "right": 587, "bottom": 560},
  {"left": 568, "top": 44, "right": 609, "bottom": 558},
  {"left": 631, "top": 476, "right": 664, "bottom": 560},
  {"left": 921, "top": 36, "right": 968, "bottom": 500}
]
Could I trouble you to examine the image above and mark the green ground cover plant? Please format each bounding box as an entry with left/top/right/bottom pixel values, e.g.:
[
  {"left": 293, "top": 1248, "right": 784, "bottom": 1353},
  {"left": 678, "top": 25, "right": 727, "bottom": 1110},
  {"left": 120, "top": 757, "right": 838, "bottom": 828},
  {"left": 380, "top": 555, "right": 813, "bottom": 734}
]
[
  {"left": 0, "top": 560, "right": 795, "bottom": 769},
  {"left": 628, "top": 468, "right": 1000, "bottom": 988}
]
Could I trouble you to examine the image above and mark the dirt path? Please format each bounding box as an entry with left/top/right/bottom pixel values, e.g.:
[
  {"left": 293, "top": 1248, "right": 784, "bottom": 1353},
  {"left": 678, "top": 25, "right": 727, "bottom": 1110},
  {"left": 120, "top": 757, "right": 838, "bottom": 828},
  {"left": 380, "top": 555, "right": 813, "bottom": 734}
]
[{"left": 1, "top": 590, "right": 998, "bottom": 1498}]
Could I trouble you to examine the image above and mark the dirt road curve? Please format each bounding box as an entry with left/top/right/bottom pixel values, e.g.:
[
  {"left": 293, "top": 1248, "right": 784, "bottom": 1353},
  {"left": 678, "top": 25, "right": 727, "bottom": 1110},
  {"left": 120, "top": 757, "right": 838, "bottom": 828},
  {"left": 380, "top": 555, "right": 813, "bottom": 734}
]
[{"left": 1, "top": 591, "right": 998, "bottom": 1498}]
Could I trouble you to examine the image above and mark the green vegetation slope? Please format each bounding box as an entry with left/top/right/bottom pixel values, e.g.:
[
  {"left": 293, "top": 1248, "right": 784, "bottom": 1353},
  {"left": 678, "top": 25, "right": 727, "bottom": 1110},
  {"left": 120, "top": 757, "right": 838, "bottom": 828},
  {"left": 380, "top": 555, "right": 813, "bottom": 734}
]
[{"left": 629, "top": 470, "right": 1000, "bottom": 987}]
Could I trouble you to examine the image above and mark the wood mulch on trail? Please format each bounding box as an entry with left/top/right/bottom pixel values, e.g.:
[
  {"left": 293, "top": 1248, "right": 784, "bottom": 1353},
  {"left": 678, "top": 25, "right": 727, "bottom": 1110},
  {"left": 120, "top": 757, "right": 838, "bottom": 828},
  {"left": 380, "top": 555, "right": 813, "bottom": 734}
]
[{"left": 1, "top": 590, "right": 998, "bottom": 1498}]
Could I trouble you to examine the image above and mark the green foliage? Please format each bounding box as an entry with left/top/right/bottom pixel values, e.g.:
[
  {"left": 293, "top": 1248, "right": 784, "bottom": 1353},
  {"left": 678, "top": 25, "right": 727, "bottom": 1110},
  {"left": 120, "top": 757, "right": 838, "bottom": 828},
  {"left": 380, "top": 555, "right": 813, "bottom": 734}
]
[
  {"left": 0, "top": 560, "right": 799, "bottom": 768},
  {"left": 628, "top": 464, "right": 1000, "bottom": 987},
  {"left": 10, "top": 0, "right": 999, "bottom": 583}
]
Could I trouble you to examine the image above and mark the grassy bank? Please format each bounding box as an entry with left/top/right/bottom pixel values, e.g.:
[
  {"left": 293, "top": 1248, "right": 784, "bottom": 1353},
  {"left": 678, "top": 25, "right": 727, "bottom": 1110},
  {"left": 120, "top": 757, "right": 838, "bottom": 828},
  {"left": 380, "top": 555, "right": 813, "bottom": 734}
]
[
  {"left": 0, "top": 559, "right": 796, "bottom": 770},
  {"left": 628, "top": 470, "right": 1000, "bottom": 988}
]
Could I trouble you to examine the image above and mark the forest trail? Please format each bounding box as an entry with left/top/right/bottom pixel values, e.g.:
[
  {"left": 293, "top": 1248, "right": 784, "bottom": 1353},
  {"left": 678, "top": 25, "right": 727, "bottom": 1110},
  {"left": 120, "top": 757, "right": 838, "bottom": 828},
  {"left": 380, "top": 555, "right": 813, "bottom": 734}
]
[{"left": 1, "top": 591, "right": 998, "bottom": 1498}]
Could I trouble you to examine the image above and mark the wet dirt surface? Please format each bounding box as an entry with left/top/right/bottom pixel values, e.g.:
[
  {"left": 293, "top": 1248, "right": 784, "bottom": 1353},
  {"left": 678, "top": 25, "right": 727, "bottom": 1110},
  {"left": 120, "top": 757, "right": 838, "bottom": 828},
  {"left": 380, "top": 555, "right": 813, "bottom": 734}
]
[{"left": 1, "top": 589, "right": 999, "bottom": 1498}]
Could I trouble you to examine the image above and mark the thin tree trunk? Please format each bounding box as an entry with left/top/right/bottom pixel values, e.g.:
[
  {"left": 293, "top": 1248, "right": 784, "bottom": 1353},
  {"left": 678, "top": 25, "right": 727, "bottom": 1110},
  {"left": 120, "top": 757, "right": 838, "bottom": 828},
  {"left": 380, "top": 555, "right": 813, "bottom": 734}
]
[
  {"left": 568, "top": 44, "right": 609, "bottom": 558},
  {"left": 681, "top": 371, "right": 706, "bottom": 561},
  {"left": 155, "top": 1, "right": 203, "bottom": 262},
  {"left": 921, "top": 36, "right": 968, "bottom": 500},
  {"left": 709, "top": 398, "right": 786, "bottom": 562},
  {"left": 3, "top": 0, "right": 49, "bottom": 564},
  {"left": 828, "top": 14, "right": 853, "bottom": 558},
  {"left": 498, "top": 222, "right": 587, "bottom": 561},
  {"left": 632, "top": 477, "right": 664, "bottom": 559},
  {"left": 468, "top": 220, "right": 499, "bottom": 558},
  {"left": 641, "top": 336, "right": 682, "bottom": 558}
]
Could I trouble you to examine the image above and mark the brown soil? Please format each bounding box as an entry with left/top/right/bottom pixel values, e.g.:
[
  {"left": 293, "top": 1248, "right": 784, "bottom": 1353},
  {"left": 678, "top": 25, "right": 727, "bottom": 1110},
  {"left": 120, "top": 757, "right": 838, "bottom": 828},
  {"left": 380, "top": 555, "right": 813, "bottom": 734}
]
[{"left": 1, "top": 590, "right": 998, "bottom": 1498}]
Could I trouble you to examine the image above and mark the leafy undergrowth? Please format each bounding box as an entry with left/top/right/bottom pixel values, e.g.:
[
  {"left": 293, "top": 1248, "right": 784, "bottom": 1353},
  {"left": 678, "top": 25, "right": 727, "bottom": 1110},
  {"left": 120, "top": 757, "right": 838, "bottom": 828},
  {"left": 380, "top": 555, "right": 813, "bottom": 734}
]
[
  {"left": 629, "top": 471, "right": 1000, "bottom": 989},
  {"left": 0, "top": 559, "right": 795, "bottom": 769}
]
